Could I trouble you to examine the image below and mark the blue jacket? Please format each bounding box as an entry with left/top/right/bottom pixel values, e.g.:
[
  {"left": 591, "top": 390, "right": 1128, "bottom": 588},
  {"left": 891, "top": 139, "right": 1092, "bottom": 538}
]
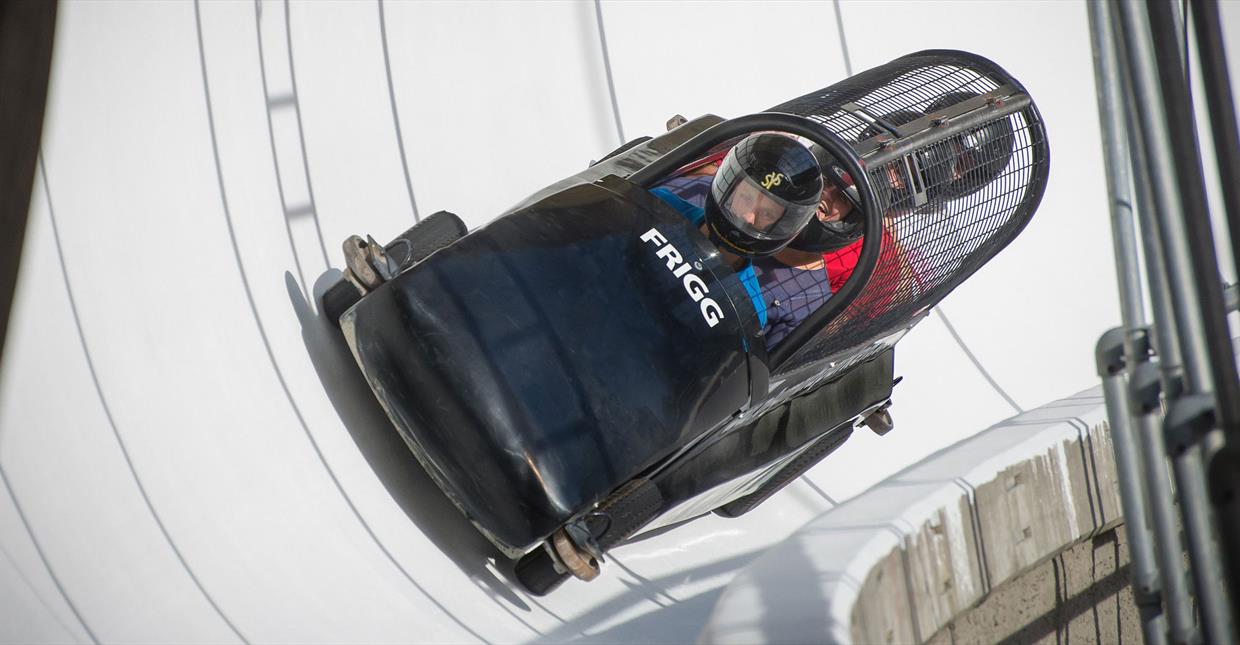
[{"left": 649, "top": 180, "right": 767, "bottom": 328}]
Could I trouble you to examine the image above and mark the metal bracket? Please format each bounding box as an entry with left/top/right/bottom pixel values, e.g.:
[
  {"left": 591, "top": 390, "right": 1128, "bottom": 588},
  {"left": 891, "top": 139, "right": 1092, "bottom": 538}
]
[
  {"left": 564, "top": 520, "right": 604, "bottom": 563},
  {"left": 1129, "top": 570, "right": 1164, "bottom": 613},
  {"left": 1096, "top": 326, "right": 1154, "bottom": 378},
  {"left": 838, "top": 102, "right": 892, "bottom": 134},
  {"left": 550, "top": 527, "right": 600, "bottom": 582},
  {"left": 902, "top": 154, "right": 930, "bottom": 208},
  {"left": 343, "top": 235, "right": 384, "bottom": 293},
  {"left": 1164, "top": 370, "right": 1186, "bottom": 401},
  {"left": 865, "top": 94, "right": 1032, "bottom": 166},
  {"left": 851, "top": 85, "right": 1024, "bottom": 162},
  {"left": 1095, "top": 327, "right": 1128, "bottom": 376},
  {"left": 862, "top": 400, "right": 894, "bottom": 436},
  {"left": 1129, "top": 362, "right": 1163, "bottom": 415},
  {"left": 1130, "top": 326, "right": 1152, "bottom": 361},
  {"left": 1164, "top": 393, "right": 1217, "bottom": 457}
]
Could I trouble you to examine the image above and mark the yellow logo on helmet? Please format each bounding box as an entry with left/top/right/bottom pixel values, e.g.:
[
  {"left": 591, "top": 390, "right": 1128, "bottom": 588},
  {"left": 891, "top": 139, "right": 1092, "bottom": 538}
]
[{"left": 762, "top": 172, "right": 785, "bottom": 190}]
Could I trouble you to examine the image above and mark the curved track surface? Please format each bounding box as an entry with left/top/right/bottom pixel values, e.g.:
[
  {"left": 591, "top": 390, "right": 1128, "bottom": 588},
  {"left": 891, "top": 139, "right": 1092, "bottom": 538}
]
[{"left": 3, "top": 1, "right": 1214, "bottom": 642}]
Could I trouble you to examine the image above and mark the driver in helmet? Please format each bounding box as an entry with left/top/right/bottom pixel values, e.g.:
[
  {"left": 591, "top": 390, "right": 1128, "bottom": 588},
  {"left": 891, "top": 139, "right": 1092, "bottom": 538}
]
[{"left": 650, "top": 133, "right": 828, "bottom": 348}]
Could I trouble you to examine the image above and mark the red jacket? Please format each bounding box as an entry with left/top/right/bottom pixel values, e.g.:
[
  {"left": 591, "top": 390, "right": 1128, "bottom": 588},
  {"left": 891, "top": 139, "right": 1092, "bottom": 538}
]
[
  {"left": 824, "top": 230, "right": 921, "bottom": 314},
  {"left": 823, "top": 238, "right": 864, "bottom": 293}
]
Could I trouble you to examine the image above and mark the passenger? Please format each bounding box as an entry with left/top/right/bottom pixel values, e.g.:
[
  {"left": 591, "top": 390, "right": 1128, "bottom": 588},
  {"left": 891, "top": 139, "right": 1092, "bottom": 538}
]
[
  {"left": 815, "top": 109, "right": 925, "bottom": 294},
  {"left": 791, "top": 145, "right": 869, "bottom": 293},
  {"left": 818, "top": 163, "right": 919, "bottom": 299},
  {"left": 921, "top": 91, "right": 1017, "bottom": 201},
  {"left": 649, "top": 133, "right": 824, "bottom": 347},
  {"left": 819, "top": 97, "right": 1015, "bottom": 310}
]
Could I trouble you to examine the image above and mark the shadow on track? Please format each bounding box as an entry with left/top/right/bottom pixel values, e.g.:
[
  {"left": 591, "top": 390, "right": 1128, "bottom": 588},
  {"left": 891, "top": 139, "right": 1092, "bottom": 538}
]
[{"left": 287, "top": 269, "right": 532, "bottom": 612}]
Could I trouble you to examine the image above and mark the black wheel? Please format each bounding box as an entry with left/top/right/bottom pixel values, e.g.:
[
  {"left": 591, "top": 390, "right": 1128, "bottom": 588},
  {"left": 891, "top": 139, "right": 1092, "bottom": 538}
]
[
  {"left": 321, "top": 279, "right": 362, "bottom": 328},
  {"left": 514, "top": 546, "right": 570, "bottom": 596},
  {"left": 385, "top": 210, "right": 468, "bottom": 270}
]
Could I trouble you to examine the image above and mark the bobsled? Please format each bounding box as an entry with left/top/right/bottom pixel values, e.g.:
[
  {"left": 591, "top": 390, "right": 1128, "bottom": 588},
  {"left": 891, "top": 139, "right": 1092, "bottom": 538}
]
[{"left": 321, "top": 50, "right": 1048, "bottom": 594}]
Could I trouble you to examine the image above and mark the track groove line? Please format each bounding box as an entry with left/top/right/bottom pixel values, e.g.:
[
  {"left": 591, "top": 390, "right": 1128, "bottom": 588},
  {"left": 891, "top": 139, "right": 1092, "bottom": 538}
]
[
  {"left": 0, "top": 466, "right": 98, "bottom": 644},
  {"left": 280, "top": 0, "right": 333, "bottom": 267},
  {"left": 252, "top": 0, "right": 311, "bottom": 303},
  {"left": 0, "top": 539, "right": 83, "bottom": 642},
  {"left": 832, "top": 0, "right": 854, "bottom": 77},
  {"left": 38, "top": 156, "right": 246, "bottom": 643},
  {"left": 935, "top": 306, "right": 1025, "bottom": 414},
  {"left": 377, "top": 0, "right": 421, "bottom": 223},
  {"left": 592, "top": 0, "right": 625, "bottom": 145},
  {"left": 196, "top": 4, "right": 485, "bottom": 640}
]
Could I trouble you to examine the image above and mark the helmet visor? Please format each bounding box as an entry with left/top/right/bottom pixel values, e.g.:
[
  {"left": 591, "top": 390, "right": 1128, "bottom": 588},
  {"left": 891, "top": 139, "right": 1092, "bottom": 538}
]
[{"left": 721, "top": 175, "right": 817, "bottom": 242}]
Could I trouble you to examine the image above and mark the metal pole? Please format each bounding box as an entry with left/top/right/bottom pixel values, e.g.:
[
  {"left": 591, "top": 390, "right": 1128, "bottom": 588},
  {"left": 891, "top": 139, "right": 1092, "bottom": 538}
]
[
  {"left": 1187, "top": 1, "right": 1240, "bottom": 619},
  {"left": 1109, "top": 7, "right": 1203, "bottom": 641},
  {"left": 1088, "top": 4, "right": 1170, "bottom": 642},
  {"left": 1146, "top": 0, "right": 1240, "bottom": 436},
  {"left": 1167, "top": 400, "right": 1233, "bottom": 643},
  {"left": 1117, "top": 1, "right": 1211, "bottom": 392},
  {"left": 1133, "top": 363, "right": 1203, "bottom": 645},
  {"left": 1152, "top": 0, "right": 1240, "bottom": 626},
  {"left": 1088, "top": 0, "right": 1148, "bottom": 341},
  {"left": 1117, "top": 1, "right": 1237, "bottom": 641},
  {"left": 1190, "top": 0, "right": 1240, "bottom": 285},
  {"left": 1099, "top": 336, "right": 1169, "bottom": 645}
]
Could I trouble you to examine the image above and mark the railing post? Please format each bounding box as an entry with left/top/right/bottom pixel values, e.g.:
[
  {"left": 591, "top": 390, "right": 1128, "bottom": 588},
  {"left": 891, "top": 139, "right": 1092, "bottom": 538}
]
[
  {"left": 1114, "top": 1, "right": 1238, "bottom": 641},
  {"left": 1187, "top": 0, "right": 1240, "bottom": 621},
  {"left": 1088, "top": 3, "right": 1171, "bottom": 641},
  {"left": 1096, "top": 329, "right": 1169, "bottom": 645}
]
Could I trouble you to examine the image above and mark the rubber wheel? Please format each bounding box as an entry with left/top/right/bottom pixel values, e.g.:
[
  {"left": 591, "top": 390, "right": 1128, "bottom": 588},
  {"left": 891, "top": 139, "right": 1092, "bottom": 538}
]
[
  {"left": 514, "top": 546, "right": 570, "bottom": 596},
  {"left": 321, "top": 279, "right": 362, "bottom": 329}
]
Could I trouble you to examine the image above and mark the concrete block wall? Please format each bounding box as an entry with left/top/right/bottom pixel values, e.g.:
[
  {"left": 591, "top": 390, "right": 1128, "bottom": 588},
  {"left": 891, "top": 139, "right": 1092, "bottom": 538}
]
[
  {"left": 700, "top": 385, "right": 1124, "bottom": 644},
  {"left": 925, "top": 525, "right": 1139, "bottom": 644}
]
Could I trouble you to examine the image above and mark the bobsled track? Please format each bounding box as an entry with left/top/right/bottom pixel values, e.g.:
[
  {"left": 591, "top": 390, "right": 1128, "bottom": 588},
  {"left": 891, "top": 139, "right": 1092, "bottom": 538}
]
[{"left": 2, "top": 1, "right": 1238, "bottom": 643}]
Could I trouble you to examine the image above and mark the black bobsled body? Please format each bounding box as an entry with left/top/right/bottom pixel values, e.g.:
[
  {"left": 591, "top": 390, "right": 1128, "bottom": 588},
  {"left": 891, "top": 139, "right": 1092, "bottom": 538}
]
[
  {"left": 330, "top": 49, "right": 1050, "bottom": 591},
  {"left": 343, "top": 175, "right": 762, "bottom": 553}
]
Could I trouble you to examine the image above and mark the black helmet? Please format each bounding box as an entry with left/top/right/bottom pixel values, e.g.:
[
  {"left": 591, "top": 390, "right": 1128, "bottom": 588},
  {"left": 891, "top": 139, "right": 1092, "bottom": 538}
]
[
  {"left": 856, "top": 109, "right": 925, "bottom": 214},
  {"left": 788, "top": 144, "right": 866, "bottom": 252},
  {"left": 704, "top": 133, "right": 823, "bottom": 258},
  {"left": 920, "top": 91, "right": 1016, "bottom": 200}
]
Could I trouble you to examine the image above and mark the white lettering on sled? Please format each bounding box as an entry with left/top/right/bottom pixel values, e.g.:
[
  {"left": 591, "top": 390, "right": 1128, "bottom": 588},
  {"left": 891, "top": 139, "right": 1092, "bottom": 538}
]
[{"left": 640, "top": 227, "right": 724, "bottom": 328}]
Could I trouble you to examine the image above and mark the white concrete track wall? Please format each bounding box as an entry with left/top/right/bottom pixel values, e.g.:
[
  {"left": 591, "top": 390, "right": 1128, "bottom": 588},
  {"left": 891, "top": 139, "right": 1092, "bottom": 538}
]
[
  {"left": 701, "top": 385, "right": 1122, "bottom": 644},
  {"left": 1, "top": 1, "right": 1236, "bottom": 643}
]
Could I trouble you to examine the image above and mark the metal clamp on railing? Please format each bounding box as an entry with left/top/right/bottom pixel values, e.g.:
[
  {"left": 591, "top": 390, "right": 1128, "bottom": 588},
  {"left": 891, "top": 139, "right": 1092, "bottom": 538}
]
[{"left": 1164, "top": 394, "right": 1218, "bottom": 458}]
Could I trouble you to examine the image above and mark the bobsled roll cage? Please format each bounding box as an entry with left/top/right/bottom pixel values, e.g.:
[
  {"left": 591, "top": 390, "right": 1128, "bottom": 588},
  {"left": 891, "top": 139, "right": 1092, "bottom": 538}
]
[{"left": 628, "top": 90, "right": 1039, "bottom": 370}]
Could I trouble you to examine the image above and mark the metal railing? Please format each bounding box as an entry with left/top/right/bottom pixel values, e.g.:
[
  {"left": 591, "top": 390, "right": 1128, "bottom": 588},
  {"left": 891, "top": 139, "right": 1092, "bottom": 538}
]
[{"left": 1090, "top": 1, "right": 1240, "bottom": 643}]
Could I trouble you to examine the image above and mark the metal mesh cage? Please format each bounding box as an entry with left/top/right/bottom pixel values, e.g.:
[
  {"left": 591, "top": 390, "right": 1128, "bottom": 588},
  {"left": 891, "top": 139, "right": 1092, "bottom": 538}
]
[{"left": 765, "top": 50, "right": 1049, "bottom": 374}]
